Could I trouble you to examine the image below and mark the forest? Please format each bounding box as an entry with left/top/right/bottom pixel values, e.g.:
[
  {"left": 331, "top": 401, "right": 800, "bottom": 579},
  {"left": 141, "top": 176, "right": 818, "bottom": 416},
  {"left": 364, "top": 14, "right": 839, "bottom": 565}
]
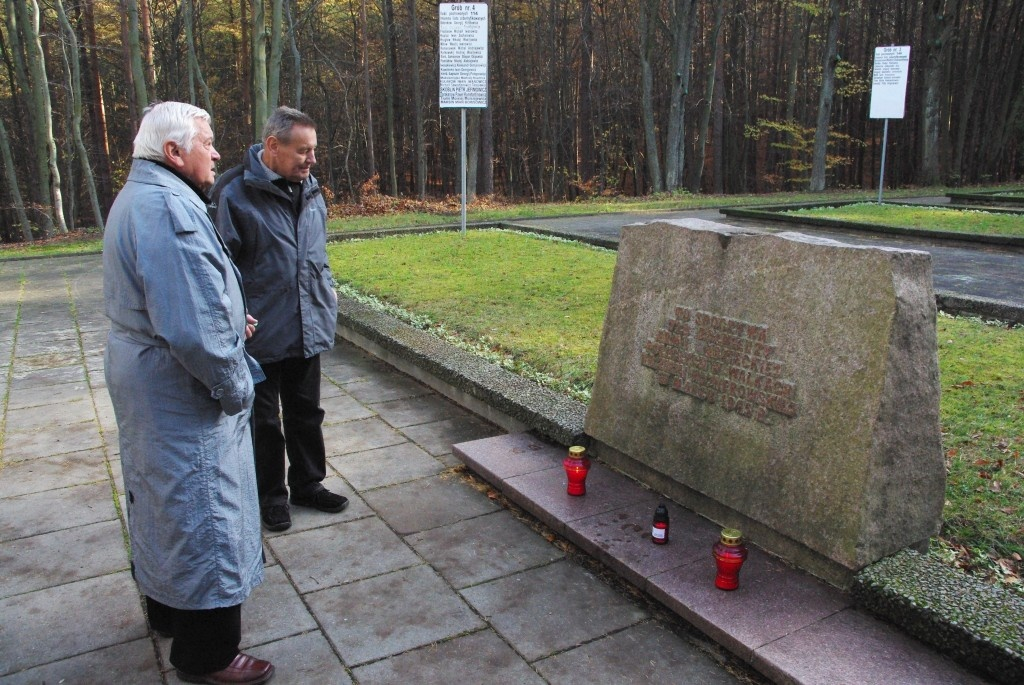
[{"left": 1, "top": 0, "right": 1022, "bottom": 242}]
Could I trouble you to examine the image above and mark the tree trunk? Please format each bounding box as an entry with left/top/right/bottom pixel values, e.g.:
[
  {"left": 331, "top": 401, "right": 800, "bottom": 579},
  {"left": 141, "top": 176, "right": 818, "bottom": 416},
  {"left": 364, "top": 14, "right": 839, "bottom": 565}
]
[
  {"left": 467, "top": 109, "right": 479, "bottom": 202},
  {"left": 405, "top": 0, "right": 425, "bottom": 199},
  {"left": 267, "top": 0, "right": 283, "bottom": 109},
  {"left": 0, "top": 116, "right": 33, "bottom": 241},
  {"left": 639, "top": 0, "right": 662, "bottom": 193},
  {"left": 286, "top": 0, "right": 301, "bottom": 108},
  {"left": 380, "top": 0, "right": 398, "bottom": 195},
  {"left": 577, "top": 0, "right": 595, "bottom": 185},
  {"left": 664, "top": 0, "right": 696, "bottom": 192},
  {"left": 479, "top": 99, "right": 494, "bottom": 196},
  {"left": 360, "top": 0, "right": 376, "bottom": 182},
  {"left": 125, "top": 0, "right": 149, "bottom": 121},
  {"left": 20, "top": 0, "right": 67, "bottom": 234},
  {"left": 184, "top": 0, "right": 214, "bottom": 121},
  {"left": 919, "top": 0, "right": 957, "bottom": 186},
  {"left": 4, "top": 0, "right": 53, "bottom": 235},
  {"left": 810, "top": 0, "right": 841, "bottom": 191},
  {"left": 78, "top": 0, "right": 113, "bottom": 211},
  {"left": 139, "top": 0, "right": 155, "bottom": 94},
  {"left": 252, "top": 0, "right": 269, "bottom": 138},
  {"left": 56, "top": 0, "right": 104, "bottom": 231},
  {"left": 689, "top": 0, "right": 726, "bottom": 192}
]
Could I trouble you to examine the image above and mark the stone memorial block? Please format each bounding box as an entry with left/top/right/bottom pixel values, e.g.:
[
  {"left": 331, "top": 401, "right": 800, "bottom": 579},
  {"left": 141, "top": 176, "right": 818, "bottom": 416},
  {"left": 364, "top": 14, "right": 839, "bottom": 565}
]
[{"left": 585, "top": 220, "right": 945, "bottom": 587}]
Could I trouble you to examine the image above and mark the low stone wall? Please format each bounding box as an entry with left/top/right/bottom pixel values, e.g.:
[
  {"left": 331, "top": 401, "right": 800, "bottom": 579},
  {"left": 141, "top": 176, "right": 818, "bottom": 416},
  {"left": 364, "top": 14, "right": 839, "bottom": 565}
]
[{"left": 854, "top": 550, "right": 1024, "bottom": 685}]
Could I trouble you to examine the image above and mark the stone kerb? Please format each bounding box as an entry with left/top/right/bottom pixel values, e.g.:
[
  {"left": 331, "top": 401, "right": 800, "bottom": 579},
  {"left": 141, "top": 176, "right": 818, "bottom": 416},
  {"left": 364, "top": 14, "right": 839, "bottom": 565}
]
[{"left": 584, "top": 219, "right": 946, "bottom": 587}]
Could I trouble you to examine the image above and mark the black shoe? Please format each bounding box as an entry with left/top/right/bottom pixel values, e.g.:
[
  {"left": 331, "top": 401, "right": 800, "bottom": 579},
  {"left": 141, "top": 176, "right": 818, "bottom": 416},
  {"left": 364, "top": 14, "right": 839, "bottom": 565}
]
[
  {"left": 290, "top": 487, "right": 349, "bottom": 513},
  {"left": 261, "top": 504, "right": 292, "bottom": 532}
]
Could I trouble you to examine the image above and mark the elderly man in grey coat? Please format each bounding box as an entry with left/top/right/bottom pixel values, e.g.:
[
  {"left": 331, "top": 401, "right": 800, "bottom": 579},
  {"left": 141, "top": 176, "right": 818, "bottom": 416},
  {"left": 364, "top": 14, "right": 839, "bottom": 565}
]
[{"left": 103, "top": 101, "right": 274, "bottom": 685}]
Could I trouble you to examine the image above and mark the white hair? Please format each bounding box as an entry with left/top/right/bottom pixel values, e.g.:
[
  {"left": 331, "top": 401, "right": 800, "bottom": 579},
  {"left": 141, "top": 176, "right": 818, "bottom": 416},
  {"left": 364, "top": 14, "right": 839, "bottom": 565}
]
[{"left": 132, "top": 101, "right": 211, "bottom": 160}]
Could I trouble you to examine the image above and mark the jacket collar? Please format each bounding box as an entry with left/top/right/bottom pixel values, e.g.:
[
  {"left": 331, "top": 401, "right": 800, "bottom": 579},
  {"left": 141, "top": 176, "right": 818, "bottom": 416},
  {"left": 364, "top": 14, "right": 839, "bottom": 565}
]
[{"left": 128, "top": 159, "right": 211, "bottom": 209}]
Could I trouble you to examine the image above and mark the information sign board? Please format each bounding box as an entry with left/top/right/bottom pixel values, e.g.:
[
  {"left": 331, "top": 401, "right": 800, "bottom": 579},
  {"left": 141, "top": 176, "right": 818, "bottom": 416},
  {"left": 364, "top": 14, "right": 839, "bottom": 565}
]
[
  {"left": 869, "top": 46, "right": 911, "bottom": 119},
  {"left": 439, "top": 3, "right": 489, "bottom": 108}
]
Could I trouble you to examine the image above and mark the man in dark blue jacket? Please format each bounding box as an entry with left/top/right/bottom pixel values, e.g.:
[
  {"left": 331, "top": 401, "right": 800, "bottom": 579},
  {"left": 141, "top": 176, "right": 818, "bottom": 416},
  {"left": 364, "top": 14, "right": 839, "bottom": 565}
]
[{"left": 212, "top": 106, "right": 347, "bottom": 532}]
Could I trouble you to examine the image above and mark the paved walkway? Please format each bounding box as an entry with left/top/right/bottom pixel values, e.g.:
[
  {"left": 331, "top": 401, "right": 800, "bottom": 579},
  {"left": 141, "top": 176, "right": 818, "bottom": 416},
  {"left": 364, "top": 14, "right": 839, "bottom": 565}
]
[
  {"left": 0, "top": 255, "right": 757, "bottom": 683},
  {"left": 512, "top": 197, "right": 1024, "bottom": 307}
]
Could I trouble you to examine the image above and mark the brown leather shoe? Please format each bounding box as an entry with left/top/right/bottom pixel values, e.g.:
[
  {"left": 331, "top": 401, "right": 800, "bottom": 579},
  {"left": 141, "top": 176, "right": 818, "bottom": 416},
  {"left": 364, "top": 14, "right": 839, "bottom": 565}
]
[{"left": 176, "top": 653, "right": 275, "bottom": 684}]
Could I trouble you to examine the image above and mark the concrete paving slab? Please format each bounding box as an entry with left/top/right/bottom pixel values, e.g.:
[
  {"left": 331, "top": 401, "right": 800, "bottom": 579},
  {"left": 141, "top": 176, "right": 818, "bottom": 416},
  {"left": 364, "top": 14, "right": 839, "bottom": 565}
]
[
  {"left": 342, "top": 373, "right": 432, "bottom": 404},
  {"left": 533, "top": 620, "right": 740, "bottom": 684},
  {"left": 261, "top": 475, "right": 369, "bottom": 538},
  {"left": 752, "top": 608, "right": 990, "bottom": 685},
  {"left": 5, "top": 399, "right": 96, "bottom": 431},
  {"left": 12, "top": 352, "right": 84, "bottom": 373},
  {"left": 460, "top": 559, "right": 649, "bottom": 662},
  {"left": 8, "top": 365, "right": 86, "bottom": 389},
  {"left": 351, "top": 629, "right": 545, "bottom": 685},
  {"left": 362, "top": 472, "right": 500, "bottom": 535},
  {"left": 405, "top": 510, "right": 565, "bottom": 589},
  {"left": 5, "top": 380, "right": 91, "bottom": 410},
  {"left": 328, "top": 441, "right": 446, "bottom": 491},
  {"left": 454, "top": 432, "right": 564, "bottom": 480},
  {"left": 320, "top": 391, "right": 375, "bottom": 424},
  {"left": 0, "top": 481, "right": 116, "bottom": 542},
  {"left": 306, "top": 564, "right": 485, "bottom": 666},
  {"left": 0, "top": 448, "right": 108, "bottom": 498},
  {"left": 400, "top": 415, "right": 502, "bottom": 456},
  {"left": 322, "top": 416, "right": 406, "bottom": 457},
  {"left": 369, "top": 393, "right": 472, "bottom": 428},
  {"left": 239, "top": 565, "right": 319, "bottom": 648},
  {"left": 0, "top": 571, "right": 146, "bottom": 676},
  {"left": 248, "top": 632, "right": 352, "bottom": 684},
  {"left": 647, "top": 548, "right": 852, "bottom": 661},
  {"left": 565, "top": 498, "right": 720, "bottom": 591},
  {"left": 269, "top": 515, "right": 421, "bottom": 593},
  {"left": 0, "top": 520, "right": 128, "bottom": 597},
  {"left": 0, "top": 421, "right": 104, "bottom": 460},
  {"left": 320, "top": 345, "right": 391, "bottom": 384},
  {"left": 0, "top": 638, "right": 160, "bottom": 685},
  {"left": 503, "top": 464, "right": 651, "bottom": 535}
]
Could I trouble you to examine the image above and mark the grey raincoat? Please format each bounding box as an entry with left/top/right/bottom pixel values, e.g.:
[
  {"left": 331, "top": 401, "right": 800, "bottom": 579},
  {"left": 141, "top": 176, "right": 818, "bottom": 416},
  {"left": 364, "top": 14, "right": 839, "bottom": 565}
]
[
  {"left": 103, "top": 159, "right": 264, "bottom": 610},
  {"left": 211, "top": 144, "right": 337, "bottom": 364}
]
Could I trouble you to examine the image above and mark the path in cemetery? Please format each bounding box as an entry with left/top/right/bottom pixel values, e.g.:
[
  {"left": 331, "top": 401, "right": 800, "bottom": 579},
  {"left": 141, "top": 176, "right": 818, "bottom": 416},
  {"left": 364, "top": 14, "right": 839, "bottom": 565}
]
[{"left": 511, "top": 196, "right": 1024, "bottom": 308}]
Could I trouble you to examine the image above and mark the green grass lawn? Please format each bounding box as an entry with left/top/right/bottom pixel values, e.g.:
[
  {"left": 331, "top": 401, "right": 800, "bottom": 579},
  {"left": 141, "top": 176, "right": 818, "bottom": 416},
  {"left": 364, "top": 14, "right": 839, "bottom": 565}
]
[
  {"left": 782, "top": 202, "right": 1024, "bottom": 237},
  {"left": 328, "top": 229, "right": 1024, "bottom": 592}
]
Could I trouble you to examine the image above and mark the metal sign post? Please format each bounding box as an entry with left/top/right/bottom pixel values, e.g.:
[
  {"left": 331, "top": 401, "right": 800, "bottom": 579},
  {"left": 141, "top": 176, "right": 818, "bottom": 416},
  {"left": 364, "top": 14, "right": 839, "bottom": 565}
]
[
  {"left": 439, "top": 3, "right": 489, "bottom": 235},
  {"left": 869, "top": 45, "right": 911, "bottom": 203}
]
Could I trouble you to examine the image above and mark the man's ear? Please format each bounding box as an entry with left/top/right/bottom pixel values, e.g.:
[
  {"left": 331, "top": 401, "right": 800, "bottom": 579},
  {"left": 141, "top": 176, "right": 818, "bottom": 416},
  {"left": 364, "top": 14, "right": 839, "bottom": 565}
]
[
  {"left": 264, "top": 135, "right": 279, "bottom": 159},
  {"left": 163, "top": 140, "right": 185, "bottom": 169}
]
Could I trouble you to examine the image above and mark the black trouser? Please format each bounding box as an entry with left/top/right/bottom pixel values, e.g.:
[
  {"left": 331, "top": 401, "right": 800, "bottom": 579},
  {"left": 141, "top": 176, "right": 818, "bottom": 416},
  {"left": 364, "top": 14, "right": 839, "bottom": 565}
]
[
  {"left": 146, "top": 597, "right": 240, "bottom": 674},
  {"left": 253, "top": 354, "right": 326, "bottom": 508}
]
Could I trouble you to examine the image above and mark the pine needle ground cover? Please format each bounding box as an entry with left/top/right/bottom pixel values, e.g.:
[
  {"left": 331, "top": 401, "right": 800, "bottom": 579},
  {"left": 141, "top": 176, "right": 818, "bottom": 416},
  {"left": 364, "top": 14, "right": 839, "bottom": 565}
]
[
  {"left": 782, "top": 203, "right": 1024, "bottom": 237},
  {"left": 328, "top": 229, "right": 1023, "bottom": 592}
]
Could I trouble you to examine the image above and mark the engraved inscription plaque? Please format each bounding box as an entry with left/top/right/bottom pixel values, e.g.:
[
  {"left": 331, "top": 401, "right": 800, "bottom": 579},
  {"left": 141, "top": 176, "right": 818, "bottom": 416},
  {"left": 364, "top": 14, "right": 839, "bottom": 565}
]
[{"left": 641, "top": 306, "right": 797, "bottom": 424}]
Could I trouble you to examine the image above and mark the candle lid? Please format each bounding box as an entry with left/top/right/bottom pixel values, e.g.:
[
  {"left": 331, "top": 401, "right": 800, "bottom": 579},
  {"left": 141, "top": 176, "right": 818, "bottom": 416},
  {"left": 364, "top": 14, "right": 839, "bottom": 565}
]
[
  {"left": 568, "top": 446, "right": 586, "bottom": 457},
  {"left": 720, "top": 528, "right": 743, "bottom": 545}
]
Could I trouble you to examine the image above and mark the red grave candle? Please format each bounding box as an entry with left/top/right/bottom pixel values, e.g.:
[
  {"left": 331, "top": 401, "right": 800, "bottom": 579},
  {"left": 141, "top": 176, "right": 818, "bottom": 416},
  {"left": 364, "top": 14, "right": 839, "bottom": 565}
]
[
  {"left": 562, "top": 445, "right": 591, "bottom": 496},
  {"left": 712, "top": 528, "right": 748, "bottom": 590}
]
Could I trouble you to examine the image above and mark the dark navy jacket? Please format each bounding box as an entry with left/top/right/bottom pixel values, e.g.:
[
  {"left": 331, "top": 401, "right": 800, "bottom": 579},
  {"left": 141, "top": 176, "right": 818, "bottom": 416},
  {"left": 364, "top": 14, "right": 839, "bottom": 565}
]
[{"left": 212, "top": 144, "right": 338, "bottom": 364}]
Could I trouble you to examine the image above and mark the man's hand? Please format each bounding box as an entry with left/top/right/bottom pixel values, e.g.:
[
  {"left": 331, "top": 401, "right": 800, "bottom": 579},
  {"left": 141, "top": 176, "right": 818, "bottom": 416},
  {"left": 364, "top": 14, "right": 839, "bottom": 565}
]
[{"left": 245, "top": 314, "right": 258, "bottom": 340}]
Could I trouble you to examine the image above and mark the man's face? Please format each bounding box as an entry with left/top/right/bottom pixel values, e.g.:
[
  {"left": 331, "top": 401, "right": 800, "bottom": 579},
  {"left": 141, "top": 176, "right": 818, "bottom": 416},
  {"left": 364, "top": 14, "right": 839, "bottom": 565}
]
[
  {"left": 265, "top": 125, "right": 317, "bottom": 183},
  {"left": 178, "top": 119, "right": 220, "bottom": 190}
]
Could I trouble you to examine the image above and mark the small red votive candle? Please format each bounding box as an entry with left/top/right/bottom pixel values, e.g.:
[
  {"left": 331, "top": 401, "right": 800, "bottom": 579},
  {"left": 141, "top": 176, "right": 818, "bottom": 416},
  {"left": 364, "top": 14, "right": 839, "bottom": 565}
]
[
  {"left": 563, "top": 445, "right": 591, "bottom": 496},
  {"left": 712, "top": 528, "right": 748, "bottom": 590}
]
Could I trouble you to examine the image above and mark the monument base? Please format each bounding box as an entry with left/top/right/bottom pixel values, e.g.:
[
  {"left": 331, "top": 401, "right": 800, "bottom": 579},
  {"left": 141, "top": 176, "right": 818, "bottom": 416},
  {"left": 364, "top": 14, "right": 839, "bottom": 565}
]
[{"left": 590, "top": 438, "right": 929, "bottom": 588}]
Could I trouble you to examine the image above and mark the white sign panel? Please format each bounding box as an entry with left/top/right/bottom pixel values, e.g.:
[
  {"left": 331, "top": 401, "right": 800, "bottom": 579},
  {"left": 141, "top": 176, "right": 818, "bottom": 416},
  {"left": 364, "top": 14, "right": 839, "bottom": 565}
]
[
  {"left": 869, "top": 46, "right": 911, "bottom": 119},
  {"left": 439, "top": 3, "right": 488, "bottom": 108}
]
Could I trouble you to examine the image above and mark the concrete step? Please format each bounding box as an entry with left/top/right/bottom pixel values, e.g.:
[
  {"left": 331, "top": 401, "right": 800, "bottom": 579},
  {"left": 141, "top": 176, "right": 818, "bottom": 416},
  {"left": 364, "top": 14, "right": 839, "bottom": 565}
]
[{"left": 454, "top": 432, "right": 992, "bottom": 685}]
